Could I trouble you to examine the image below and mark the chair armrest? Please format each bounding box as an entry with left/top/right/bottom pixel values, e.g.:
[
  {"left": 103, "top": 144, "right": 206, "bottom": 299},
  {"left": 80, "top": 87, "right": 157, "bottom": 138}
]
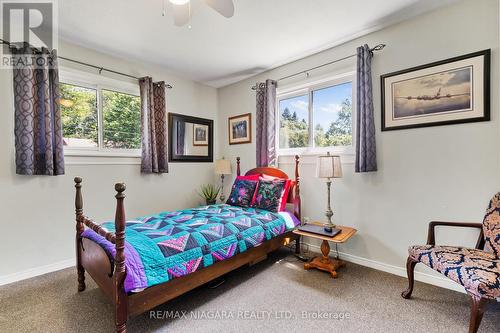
[{"left": 427, "top": 221, "right": 484, "bottom": 249}]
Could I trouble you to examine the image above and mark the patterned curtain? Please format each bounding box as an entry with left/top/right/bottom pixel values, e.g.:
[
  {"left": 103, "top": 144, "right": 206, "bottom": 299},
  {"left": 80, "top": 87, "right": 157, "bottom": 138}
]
[
  {"left": 355, "top": 44, "right": 377, "bottom": 172},
  {"left": 12, "top": 46, "right": 64, "bottom": 175},
  {"left": 139, "top": 77, "right": 168, "bottom": 173},
  {"left": 255, "top": 79, "right": 277, "bottom": 167},
  {"left": 176, "top": 121, "right": 185, "bottom": 155}
]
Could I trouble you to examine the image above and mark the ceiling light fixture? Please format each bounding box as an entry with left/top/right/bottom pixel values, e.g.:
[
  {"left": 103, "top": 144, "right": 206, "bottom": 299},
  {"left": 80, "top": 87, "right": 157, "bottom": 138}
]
[
  {"left": 166, "top": 0, "right": 234, "bottom": 27},
  {"left": 169, "top": 0, "right": 190, "bottom": 5}
]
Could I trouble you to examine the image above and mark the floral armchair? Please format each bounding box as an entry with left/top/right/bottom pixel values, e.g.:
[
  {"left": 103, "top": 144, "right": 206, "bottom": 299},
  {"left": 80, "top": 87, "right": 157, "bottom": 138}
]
[{"left": 402, "top": 193, "right": 500, "bottom": 333}]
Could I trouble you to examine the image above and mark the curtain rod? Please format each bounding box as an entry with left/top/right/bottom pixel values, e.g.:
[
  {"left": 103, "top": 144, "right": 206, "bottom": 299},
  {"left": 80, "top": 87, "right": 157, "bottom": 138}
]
[
  {"left": 251, "top": 43, "right": 386, "bottom": 90},
  {"left": 0, "top": 39, "right": 173, "bottom": 89}
]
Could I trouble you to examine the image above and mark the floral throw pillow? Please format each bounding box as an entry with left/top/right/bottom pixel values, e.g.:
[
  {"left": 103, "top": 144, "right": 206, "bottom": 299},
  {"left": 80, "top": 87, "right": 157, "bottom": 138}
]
[
  {"left": 252, "top": 179, "right": 287, "bottom": 212},
  {"left": 226, "top": 179, "right": 258, "bottom": 207}
]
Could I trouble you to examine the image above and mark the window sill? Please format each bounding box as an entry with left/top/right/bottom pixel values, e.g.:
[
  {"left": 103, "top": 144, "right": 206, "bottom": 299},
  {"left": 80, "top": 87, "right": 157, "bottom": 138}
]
[
  {"left": 64, "top": 150, "right": 141, "bottom": 165},
  {"left": 64, "top": 149, "right": 141, "bottom": 158}
]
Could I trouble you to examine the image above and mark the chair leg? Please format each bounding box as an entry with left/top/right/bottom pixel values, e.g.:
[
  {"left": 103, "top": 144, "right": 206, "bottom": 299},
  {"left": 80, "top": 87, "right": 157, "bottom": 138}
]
[
  {"left": 469, "top": 294, "right": 488, "bottom": 333},
  {"left": 401, "top": 256, "right": 418, "bottom": 299}
]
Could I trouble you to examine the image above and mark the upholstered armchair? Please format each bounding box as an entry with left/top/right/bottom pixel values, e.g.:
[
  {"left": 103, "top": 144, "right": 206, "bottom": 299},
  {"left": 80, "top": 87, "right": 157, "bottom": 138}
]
[{"left": 402, "top": 193, "right": 500, "bottom": 333}]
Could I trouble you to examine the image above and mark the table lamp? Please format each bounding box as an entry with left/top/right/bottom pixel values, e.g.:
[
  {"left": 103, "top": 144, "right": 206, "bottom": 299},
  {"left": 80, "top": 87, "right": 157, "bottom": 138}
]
[
  {"left": 215, "top": 158, "right": 232, "bottom": 203},
  {"left": 316, "top": 152, "right": 342, "bottom": 232}
]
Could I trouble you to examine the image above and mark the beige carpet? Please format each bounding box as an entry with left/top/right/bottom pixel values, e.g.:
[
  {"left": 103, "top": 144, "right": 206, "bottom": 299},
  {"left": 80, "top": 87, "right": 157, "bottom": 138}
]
[{"left": 1, "top": 249, "right": 499, "bottom": 333}]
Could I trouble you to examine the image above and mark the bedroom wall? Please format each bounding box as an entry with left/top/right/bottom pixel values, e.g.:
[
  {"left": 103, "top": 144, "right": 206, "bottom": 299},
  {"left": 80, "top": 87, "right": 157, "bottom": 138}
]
[
  {"left": 0, "top": 41, "right": 219, "bottom": 280},
  {"left": 217, "top": 0, "right": 499, "bottom": 291}
]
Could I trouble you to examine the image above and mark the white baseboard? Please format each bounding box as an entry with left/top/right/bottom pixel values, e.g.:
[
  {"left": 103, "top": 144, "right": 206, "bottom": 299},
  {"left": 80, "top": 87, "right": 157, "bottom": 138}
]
[
  {"left": 305, "top": 243, "right": 465, "bottom": 294},
  {"left": 0, "top": 258, "right": 75, "bottom": 287},
  {"left": 0, "top": 245, "right": 465, "bottom": 294}
]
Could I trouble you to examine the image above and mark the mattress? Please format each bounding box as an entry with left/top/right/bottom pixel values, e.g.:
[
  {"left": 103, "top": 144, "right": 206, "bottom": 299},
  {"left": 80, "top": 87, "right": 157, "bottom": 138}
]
[{"left": 81, "top": 204, "right": 300, "bottom": 292}]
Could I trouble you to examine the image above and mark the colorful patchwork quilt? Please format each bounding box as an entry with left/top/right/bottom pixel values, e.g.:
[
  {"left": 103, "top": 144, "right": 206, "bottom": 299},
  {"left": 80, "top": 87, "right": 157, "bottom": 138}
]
[{"left": 81, "top": 204, "right": 300, "bottom": 292}]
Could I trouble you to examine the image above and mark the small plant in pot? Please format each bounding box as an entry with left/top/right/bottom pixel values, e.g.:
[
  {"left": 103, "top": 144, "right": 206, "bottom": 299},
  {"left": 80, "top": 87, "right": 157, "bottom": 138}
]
[{"left": 198, "top": 184, "right": 221, "bottom": 205}]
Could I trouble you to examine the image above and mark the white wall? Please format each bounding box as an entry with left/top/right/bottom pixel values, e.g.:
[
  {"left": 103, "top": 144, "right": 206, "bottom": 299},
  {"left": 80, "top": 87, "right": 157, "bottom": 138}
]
[
  {"left": 218, "top": 0, "right": 499, "bottom": 290},
  {"left": 0, "top": 41, "right": 218, "bottom": 279}
]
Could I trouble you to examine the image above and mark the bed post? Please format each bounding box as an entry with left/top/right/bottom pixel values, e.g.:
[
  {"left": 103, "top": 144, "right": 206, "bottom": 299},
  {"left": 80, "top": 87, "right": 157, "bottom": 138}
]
[
  {"left": 74, "top": 177, "right": 86, "bottom": 292},
  {"left": 114, "top": 183, "right": 128, "bottom": 333},
  {"left": 294, "top": 155, "right": 301, "bottom": 254},
  {"left": 236, "top": 157, "right": 241, "bottom": 176},
  {"left": 293, "top": 155, "right": 301, "bottom": 219}
]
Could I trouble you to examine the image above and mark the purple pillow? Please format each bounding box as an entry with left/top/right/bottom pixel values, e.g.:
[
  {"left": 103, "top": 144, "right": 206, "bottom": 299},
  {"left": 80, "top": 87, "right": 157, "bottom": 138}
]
[
  {"left": 226, "top": 179, "right": 258, "bottom": 207},
  {"left": 252, "top": 179, "right": 286, "bottom": 212}
]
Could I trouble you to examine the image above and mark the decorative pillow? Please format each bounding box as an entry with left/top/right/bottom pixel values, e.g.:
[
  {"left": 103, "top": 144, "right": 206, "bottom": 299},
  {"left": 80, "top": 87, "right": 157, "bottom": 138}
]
[
  {"left": 279, "top": 179, "right": 292, "bottom": 211},
  {"left": 252, "top": 178, "right": 287, "bottom": 212},
  {"left": 236, "top": 174, "right": 261, "bottom": 181},
  {"left": 259, "top": 175, "right": 292, "bottom": 211},
  {"left": 226, "top": 179, "right": 258, "bottom": 207}
]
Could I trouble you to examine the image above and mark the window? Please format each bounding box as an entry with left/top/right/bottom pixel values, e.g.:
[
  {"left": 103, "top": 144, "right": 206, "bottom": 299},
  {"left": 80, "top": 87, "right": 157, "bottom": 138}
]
[
  {"left": 60, "top": 69, "right": 141, "bottom": 156},
  {"left": 277, "top": 75, "right": 354, "bottom": 154},
  {"left": 102, "top": 90, "right": 141, "bottom": 149},
  {"left": 279, "top": 94, "right": 309, "bottom": 148},
  {"left": 60, "top": 83, "right": 98, "bottom": 148}
]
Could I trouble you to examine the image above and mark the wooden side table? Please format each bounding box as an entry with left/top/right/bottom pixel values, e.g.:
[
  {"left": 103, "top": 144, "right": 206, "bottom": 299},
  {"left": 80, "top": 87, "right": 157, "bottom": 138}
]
[{"left": 293, "top": 223, "right": 357, "bottom": 278}]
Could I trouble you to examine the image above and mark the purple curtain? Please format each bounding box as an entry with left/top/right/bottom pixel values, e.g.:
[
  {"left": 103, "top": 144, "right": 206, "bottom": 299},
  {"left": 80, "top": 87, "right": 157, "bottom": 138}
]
[
  {"left": 139, "top": 77, "right": 168, "bottom": 173},
  {"left": 176, "top": 121, "right": 185, "bottom": 155},
  {"left": 255, "top": 79, "right": 277, "bottom": 167},
  {"left": 12, "top": 46, "right": 64, "bottom": 175},
  {"left": 355, "top": 44, "right": 377, "bottom": 172}
]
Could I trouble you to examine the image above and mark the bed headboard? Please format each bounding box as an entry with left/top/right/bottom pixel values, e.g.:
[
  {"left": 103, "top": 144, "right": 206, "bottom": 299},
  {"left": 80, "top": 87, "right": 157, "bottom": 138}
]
[{"left": 236, "top": 156, "right": 301, "bottom": 220}]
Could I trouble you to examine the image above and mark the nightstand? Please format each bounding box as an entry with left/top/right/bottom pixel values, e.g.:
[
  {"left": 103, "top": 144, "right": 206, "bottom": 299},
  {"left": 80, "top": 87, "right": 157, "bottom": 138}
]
[{"left": 293, "top": 222, "right": 357, "bottom": 278}]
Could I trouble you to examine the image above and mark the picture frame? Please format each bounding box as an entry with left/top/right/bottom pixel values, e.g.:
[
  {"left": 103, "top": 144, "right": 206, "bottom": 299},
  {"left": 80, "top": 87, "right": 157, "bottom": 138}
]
[
  {"left": 381, "top": 49, "right": 490, "bottom": 131},
  {"left": 228, "top": 113, "right": 252, "bottom": 145},
  {"left": 192, "top": 124, "right": 209, "bottom": 146}
]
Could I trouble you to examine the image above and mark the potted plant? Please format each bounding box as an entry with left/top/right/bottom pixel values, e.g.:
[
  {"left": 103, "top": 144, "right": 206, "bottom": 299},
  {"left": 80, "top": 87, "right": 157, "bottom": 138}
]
[{"left": 198, "top": 184, "right": 221, "bottom": 205}]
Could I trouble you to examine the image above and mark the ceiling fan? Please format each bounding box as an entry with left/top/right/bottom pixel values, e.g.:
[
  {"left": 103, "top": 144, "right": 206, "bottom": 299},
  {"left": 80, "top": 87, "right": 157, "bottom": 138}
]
[{"left": 164, "top": 0, "right": 235, "bottom": 27}]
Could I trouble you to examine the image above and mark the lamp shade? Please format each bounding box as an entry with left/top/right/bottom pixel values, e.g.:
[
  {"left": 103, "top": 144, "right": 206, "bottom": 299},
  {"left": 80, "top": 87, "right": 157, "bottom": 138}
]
[
  {"left": 215, "top": 159, "right": 232, "bottom": 175},
  {"left": 316, "top": 153, "right": 342, "bottom": 178}
]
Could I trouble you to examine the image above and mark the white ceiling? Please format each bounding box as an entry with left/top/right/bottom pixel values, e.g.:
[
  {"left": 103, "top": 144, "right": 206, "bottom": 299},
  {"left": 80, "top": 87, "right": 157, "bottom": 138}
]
[{"left": 59, "top": 0, "right": 458, "bottom": 87}]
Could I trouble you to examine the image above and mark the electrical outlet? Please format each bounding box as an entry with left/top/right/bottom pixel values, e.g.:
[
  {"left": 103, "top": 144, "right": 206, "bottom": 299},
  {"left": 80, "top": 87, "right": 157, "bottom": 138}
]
[{"left": 302, "top": 216, "right": 310, "bottom": 225}]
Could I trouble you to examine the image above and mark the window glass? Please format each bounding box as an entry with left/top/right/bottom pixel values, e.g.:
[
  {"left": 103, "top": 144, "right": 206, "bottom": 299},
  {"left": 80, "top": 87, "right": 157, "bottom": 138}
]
[
  {"left": 60, "top": 83, "right": 98, "bottom": 148},
  {"left": 102, "top": 89, "right": 141, "bottom": 149},
  {"left": 313, "top": 82, "right": 353, "bottom": 147},
  {"left": 279, "top": 94, "right": 309, "bottom": 149}
]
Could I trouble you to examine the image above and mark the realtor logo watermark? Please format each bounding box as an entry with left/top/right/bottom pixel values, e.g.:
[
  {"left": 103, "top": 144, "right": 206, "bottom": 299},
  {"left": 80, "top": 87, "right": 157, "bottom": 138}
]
[{"left": 1, "top": 0, "right": 58, "bottom": 68}]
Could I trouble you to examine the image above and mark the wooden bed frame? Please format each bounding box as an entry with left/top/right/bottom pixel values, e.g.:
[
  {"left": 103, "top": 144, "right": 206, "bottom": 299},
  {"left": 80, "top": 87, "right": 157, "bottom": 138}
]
[{"left": 74, "top": 156, "right": 301, "bottom": 333}]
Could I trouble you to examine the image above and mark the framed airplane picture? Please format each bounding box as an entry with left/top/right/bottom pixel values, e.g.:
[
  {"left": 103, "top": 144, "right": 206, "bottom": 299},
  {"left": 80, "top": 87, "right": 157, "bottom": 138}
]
[{"left": 381, "top": 49, "right": 490, "bottom": 131}]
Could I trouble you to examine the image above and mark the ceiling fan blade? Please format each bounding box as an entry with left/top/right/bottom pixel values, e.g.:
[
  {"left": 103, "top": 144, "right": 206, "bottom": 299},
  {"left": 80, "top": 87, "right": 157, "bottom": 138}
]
[
  {"left": 170, "top": 2, "right": 190, "bottom": 26},
  {"left": 203, "top": 0, "right": 234, "bottom": 18}
]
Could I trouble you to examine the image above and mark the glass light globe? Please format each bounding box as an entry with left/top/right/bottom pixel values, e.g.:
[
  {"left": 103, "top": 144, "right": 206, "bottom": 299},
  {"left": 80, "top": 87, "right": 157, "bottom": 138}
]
[{"left": 169, "top": 0, "right": 190, "bottom": 5}]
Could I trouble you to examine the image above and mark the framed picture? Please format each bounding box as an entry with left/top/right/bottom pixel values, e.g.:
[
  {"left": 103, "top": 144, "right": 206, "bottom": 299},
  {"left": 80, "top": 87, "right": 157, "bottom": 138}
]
[
  {"left": 228, "top": 113, "right": 252, "bottom": 145},
  {"left": 193, "top": 124, "right": 209, "bottom": 146},
  {"left": 381, "top": 49, "right": 490, "bottom": 131}
]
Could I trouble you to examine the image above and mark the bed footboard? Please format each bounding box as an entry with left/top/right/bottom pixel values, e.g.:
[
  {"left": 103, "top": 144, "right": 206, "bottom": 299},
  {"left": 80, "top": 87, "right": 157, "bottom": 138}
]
[{"left": 74, "top": 178, "right": 129, "bottom": 333}]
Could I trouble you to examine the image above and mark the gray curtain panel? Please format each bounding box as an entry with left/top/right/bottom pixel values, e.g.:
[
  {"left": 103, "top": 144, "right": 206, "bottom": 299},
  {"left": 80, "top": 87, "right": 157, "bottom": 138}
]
[
  {"left": 12, "top": 46, "right": 65, "bottom": 175},
  {"left": 176, "top": 121, "right": 185, "bottom": 155},
  {"left": 255, "top": 79, "right": 277, "bottom": 167},
  {"left": 355, "top": 44, "right": 377, "bottom": 172},
  {"left": 139, "top": 77, "right": 168, "bottom": 173}
]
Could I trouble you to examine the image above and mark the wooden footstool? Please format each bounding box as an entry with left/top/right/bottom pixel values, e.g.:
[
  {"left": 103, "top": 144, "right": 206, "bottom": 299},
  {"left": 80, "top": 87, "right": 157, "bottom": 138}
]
[{"left": 293, "top": 223, "right": 357, "bottom": 278}]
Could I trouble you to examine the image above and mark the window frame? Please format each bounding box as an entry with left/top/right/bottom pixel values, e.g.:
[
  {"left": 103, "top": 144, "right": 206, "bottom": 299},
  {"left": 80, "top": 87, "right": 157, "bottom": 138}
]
[
  {"left": 59, "top": 67, "right": 142, "bottom": 158},
  {"left": 276, "top": 71, "right": 356, "bottom": 157}
]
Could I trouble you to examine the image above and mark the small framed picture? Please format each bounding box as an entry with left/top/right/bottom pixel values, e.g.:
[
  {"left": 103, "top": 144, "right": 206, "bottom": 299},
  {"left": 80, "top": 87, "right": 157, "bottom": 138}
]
[
  {"left": 228, "top": 113, "right": 252, "bottom": 145},
  {"left": 193, "top": 124, "right": 209, "bottom": 146},
  {"left": 381, "top": 49, "right": 490, "bottom": 131}
]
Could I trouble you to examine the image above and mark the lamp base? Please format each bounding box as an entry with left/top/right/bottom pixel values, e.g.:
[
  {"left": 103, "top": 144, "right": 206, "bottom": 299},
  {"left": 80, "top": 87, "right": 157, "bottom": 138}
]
[{"left": 323, "top": 223, "right": 336, "bottom": 233}]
